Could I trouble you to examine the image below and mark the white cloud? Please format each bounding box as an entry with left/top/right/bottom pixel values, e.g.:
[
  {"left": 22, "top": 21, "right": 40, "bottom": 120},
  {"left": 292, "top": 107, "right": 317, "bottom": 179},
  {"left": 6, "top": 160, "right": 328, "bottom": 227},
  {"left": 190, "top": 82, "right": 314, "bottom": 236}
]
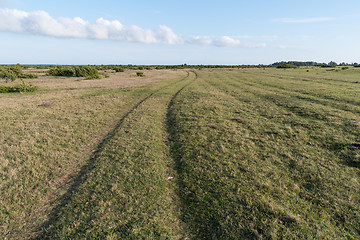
[
  {"left": 243, "top": 43, "right": 267, "bottom": 48},
  {"left": 212, "top": 36, "right": 267, "bottom": 48},
  {"left": 232, "top": 35, "right": 278, "bottom": 40},
  {"left": 0, "top": 8, "right": 268, "bottom": 48},
  {"left": 275, "top": 17, "right": 333, "bottom": 23},
  {"left": 214, "top": 36, "right": 241, "bottom": 47},
  {"left": 188, "top": 36, "right": 213, "bottom": 45},
  {"left": 155, "top": 25, "right": 184, "bottom": 44},
  {"left": 0, "top": 8, "right": 183, "bottom": 44}
]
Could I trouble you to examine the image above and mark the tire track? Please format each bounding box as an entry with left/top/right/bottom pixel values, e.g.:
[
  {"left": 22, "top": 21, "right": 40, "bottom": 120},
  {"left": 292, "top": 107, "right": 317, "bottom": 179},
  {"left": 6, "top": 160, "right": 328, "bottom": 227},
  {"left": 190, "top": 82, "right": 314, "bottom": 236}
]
[
  {"left": 201, "top": 73, "right": 359, "bottom": 135},
  {"left": 227, "top": 76, "right": 360, "bottom": 116},
  {"left": 35, "top": 70, "right": 192, "bottom": 239},
  {"left": 217, "top": 71, "right": 360, "bottom": 114},
  {"left": 165, "top": 70, "right": 197, "bottom": 237},
  {"left": 244, "top": 71, "right": 360, "bottom": 107},
  {"left": 164, "top": 70, "right": 359, "bottom": 239}
]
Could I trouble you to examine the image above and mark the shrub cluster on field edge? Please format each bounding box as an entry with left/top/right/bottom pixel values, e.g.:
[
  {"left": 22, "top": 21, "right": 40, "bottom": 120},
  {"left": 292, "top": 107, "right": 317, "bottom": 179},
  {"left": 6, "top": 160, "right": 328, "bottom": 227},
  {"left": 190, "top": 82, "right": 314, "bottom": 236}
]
[{"left": 48, "top": 65, "right": 101, "bottom": 79}]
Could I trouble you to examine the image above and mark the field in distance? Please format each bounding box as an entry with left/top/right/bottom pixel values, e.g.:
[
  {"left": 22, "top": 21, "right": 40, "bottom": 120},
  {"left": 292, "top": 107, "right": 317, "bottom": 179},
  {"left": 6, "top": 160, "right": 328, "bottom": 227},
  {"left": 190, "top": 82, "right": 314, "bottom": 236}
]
[{"left": 0, "top": 66, "right": 359, "bottom": 239}]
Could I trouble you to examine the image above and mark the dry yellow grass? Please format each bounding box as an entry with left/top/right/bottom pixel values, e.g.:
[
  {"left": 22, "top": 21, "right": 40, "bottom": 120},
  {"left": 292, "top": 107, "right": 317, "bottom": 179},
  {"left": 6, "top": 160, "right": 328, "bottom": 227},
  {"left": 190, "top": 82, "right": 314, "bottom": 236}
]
[{"left": 22, "top": 68, "right": 182, "bottom": 89}]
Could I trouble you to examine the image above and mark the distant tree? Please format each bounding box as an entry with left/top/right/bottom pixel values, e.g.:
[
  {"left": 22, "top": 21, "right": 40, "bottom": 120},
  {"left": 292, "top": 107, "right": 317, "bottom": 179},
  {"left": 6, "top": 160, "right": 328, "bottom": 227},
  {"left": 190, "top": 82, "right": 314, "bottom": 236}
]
[
  {"left": 328, "top": 61, "right": 337, "bottom": 67},
  {"left": 276, "top": 63, "right": 297, "bottom": 69},
  {"left": 272, "top": 61, "right": 319, "bottom": 67}
]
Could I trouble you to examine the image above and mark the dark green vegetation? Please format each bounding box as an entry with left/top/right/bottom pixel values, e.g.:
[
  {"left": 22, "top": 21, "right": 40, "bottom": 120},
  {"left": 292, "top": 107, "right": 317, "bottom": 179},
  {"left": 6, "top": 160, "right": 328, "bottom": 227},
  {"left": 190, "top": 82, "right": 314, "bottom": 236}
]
[
  {"left": 0, "top": 64, "right": 39, "bottom": 93},
  {"left": 276, "top": 63, "right": 298, "bottom": 69},
  {"left": 0, "top": 66, "right": 359, "bottom": 239},
  {"left": 0, "top": 82, "right": 38, "bottom": 93},
  {"left": 136, "top": 71, "right": 145, "bottom": 77},
  {"left": 48, "top": 65, "right": 101, "bottom": 79},
  {"left": 272, "top": 61, "right": 360, "bottom": 68},
  {"left": 0, "top": 64, "right": 38, "bottom": 82}
]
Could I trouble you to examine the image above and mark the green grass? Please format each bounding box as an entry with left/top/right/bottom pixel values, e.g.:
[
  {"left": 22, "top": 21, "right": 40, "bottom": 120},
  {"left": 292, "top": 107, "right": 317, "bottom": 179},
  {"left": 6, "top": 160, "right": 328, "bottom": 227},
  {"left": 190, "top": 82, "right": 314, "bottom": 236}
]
[
  {"left": 38, "top": 72, "right": 195, "bottom": 239},
  {"left": 168, "top": 68, "right": 359, "bottom": 239},
  {"left": 0, "top": 67, "right": 359, "bottom": 239}
]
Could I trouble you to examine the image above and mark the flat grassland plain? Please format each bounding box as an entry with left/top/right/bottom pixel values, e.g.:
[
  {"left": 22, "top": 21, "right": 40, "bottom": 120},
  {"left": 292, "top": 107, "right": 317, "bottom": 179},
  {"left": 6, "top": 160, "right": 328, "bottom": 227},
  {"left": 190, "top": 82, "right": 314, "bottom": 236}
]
[{"left": 0, "top": 67, "right": 359, "bottom": 239}]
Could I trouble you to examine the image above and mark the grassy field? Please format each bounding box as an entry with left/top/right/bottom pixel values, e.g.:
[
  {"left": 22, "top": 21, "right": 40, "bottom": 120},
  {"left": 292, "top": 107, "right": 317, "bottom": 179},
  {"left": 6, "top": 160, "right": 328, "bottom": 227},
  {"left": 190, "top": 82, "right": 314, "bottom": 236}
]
[{"left": 0, "top": 67, "right": 359, "bottom": 239}]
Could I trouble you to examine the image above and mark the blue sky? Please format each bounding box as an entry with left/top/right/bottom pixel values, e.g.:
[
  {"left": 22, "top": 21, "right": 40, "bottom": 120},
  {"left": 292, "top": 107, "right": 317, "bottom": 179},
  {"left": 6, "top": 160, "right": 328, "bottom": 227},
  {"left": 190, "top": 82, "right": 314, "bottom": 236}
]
[{"left": 0, "top": 0, "right": 359, "bottom": 65}]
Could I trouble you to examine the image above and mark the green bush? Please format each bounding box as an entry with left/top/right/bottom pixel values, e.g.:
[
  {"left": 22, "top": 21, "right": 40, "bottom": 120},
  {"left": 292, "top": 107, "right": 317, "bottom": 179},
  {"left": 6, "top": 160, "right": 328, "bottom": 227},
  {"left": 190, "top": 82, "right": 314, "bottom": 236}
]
[
  {"left": 113, "top": 67, "right": 125, "bottom": 72},
  {"left": 19, "top": 73, "right": 39, "bottom": 79},
  {"left": 0, "top": 85, "right": 10, "bottom": 92},
  {"left": 74, "top": 66, "right": 100, "bottom": 79},
  {"left": 136, "top": 72, "right": 144, "bottom": 77},
  {"left": 0, "top": 70, "right": 17, "bottom": 82},
  {"left": 48, "top": 66, "right": 100, "bottom": 79},
  {"left": 8, "top": 64, "right": 22, "bottom": 76},
  {"left": 0, "top": 64, "right": 38, "bottom": 82},
  {"left": 48, "top": 67, "right": 75, "bottom": 77},
  {"left": 0, "top": 82, "right": 38, "bottom": 93}
]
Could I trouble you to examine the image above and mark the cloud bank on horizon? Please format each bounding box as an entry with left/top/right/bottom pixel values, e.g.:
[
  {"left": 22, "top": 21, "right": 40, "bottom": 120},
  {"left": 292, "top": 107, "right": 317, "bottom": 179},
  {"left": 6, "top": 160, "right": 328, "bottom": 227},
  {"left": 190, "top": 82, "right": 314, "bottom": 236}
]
[{"left": 0, "top": 8, "right": 267, "bottom": 48}]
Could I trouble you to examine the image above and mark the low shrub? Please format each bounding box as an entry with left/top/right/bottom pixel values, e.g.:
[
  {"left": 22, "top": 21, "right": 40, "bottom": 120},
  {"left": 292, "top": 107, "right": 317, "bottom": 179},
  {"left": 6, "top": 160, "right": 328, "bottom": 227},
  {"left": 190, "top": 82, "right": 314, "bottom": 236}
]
[
  {"left": 0, "top": 82, "right": 38, "bottom": 93},
  {"left": 7, "top": 64, "right": 22, "bottom": 76},
  {"left": 19, "top": 73, "right": 39, "bottom": 79},
  {"left": 136, "top": 72, "right": 144, "bottom": 77},
  {"left": 74, "top": 66, "right": 101, "bottom": 79},
  {"left": 48, "top": 67, "right": 75, "bottom": 77},
  {"left": 48, "top": 65, "right": 101, "bottom": 79},
  {"left": 0, "top": 64, "right": 38, "bottom": 82},
  {"left": 113, "top": 67, "right": 125, "bottom": 72},
  {"left": 0, "top": 70, "right": 17, "bottom": 82}
]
